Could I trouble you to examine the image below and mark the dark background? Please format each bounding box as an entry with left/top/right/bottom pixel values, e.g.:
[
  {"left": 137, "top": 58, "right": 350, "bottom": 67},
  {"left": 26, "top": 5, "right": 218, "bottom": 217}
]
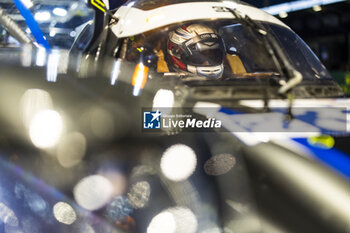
[{"left": 245, "top": 0, "right": 350, "bottom": 72}]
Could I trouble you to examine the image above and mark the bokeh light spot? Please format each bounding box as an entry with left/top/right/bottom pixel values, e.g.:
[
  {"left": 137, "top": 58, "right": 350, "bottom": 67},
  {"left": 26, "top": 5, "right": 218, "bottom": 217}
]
[
  {"left": 0, "top": 203, "right": 19, "bottom": 227},
  {"left": 127, "top": 181, "right": 151, "bottom": 209},
  {"left": 53, "top": 202, "right": 77, "bottom": 225},
  {"left": 29, "top": 109, "right": 63, "bottom": 148},
  {"left": 153, "top": 89, "right": 174, "bottom": 114},
  {"left": 105, "top": 196, "right": 133, "bottom": 222},
  {"left": 147, "top": 211, "right": 176, "bottom": 233},
  {"left": 20, "top": 89, "right": 53, "bottom": 128},
  {"left": 204, "top": 154, "right": 236, "bottom": 176},
  {"left": 73, "top": 175, "right": 113, "bottom": 211},
  {"left": 57, "top": 132, "right": 87, "bottom": 168},
  {"left": 147, "top": 207, "right": 197, "bottom": 233},
  {"left": 161, "top": 144, "right": 197, "bottom": 182}
]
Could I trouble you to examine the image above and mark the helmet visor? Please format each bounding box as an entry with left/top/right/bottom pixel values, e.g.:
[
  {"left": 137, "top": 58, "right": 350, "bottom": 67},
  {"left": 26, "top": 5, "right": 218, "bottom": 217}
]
[
  {"left": 183, "top": 48, "right": 224, "bottom": 66},
  {"left": 182, "top": 35, "right": 225, "bottom": 66}
]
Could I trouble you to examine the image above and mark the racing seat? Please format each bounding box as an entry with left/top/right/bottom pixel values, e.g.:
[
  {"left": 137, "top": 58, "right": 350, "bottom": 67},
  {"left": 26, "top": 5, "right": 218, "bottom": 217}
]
[
  {"left": 157, "top": 50, "right": 170, "bottom": 73},
  {"left": 226, "top": 54, "right": 247, "bottom": 74}
]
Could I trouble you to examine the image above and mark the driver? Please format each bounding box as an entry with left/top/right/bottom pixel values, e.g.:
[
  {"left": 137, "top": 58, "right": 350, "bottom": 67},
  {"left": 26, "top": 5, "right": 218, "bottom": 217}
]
[{"left": 166, "top": 23, "right": 226, "bottom": 79}]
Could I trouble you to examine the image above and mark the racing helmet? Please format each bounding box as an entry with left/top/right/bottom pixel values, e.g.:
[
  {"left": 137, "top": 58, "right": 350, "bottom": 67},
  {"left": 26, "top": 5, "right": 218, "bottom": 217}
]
[{"left": 167, "top": 24, "right": 225, "bottom": 78}]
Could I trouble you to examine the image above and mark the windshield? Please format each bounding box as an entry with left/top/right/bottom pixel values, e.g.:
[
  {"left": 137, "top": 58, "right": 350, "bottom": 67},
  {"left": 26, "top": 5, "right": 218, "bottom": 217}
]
[
  {"left": 119, "top": 20, "right": 333, "bottom": 81},
  {"left": 267, "top": 23, "right": 332, "bottom": 80}
]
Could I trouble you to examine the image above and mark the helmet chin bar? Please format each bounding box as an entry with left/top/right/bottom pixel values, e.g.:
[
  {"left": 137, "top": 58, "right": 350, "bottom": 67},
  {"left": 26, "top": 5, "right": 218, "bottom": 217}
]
[{"left": 187, "top": 64, "right": 224, "bottom": 79}]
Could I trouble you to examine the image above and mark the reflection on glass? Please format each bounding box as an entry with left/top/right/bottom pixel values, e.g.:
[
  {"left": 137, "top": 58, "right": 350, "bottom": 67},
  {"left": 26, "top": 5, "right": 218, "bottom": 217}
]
[
  {"left": 47, "top": 50, "right": 60, "bottom": 82},
  {"left": 0, "top": 202, "right": 19, "bottom": 227},
  {"left": 29, "top": 109, "right": 63, "bottom": 149},
  {"left": 127, "top": 181, "right": 151, "bottom": 209},
  {"left": 204, "top": 154, "right": 236, "bottom": 176},
  {"left": 35, "top": 46, "right": 47, "bottom": 66},
  {"left": 53, "top": 202, "right": 77, "bottom": 225},
  {"left": 98, "top": 168, "right": 127, "bottom": 197},
  {"left": 110, "top": 59, "right": 122, "bottom": 85},
  {"left": 73, "top": 175, "right": 113, "bottom": 211},
  {"left": 57, "top": 132, "right": 87, "bottom": 168},
  {"left": 20, "top": 89, "right": 53, "bottom": 129},
  {"left": 14, "top": 183, "right": 48, "bottom": 218},
  {"left": 105, "top": 196, "right": 133, "bottom": 222},
  {"left": 152, "top": 89, "right": 174, "bottom": 114},
  {"left": 161, "top": 144, "right": 197, "bottom": 182},
  {"left": 147, "top": 207, "right": 198, "bottom": 233},
  {"left": 26, "top": 193, "right": 48, "bottom": 217},
  {"left": 21, "top": 44, "right": 32, "bottom": 67},
  {"left": 147, "top": 211, "right": 175, "bottom": 233},
  {"left": 132, "top": 63, "right": 149, "bottom": 96}
]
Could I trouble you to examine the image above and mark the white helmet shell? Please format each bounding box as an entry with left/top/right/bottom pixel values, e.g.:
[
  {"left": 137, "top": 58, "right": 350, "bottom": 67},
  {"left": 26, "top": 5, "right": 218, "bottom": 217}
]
[{"left": 167, "top": 23, "right": 225, "bottom": 79}]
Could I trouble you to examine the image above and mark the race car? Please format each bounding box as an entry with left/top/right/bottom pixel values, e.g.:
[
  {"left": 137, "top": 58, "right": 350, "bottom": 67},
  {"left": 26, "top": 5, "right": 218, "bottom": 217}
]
[
  {"left": 72, "top": 0, "right": 350, "bottom": 231},
  {"left": 74, "top": 0, "right": 343, "bottom": 96},
  {"left": 0, "top": 0, "right": 350, "bottom": 233}
]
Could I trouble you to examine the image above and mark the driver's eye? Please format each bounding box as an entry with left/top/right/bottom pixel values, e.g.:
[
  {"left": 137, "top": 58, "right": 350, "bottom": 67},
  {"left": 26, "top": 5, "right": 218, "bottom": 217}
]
[{"left": 191, "top": 45, "right": 197, "bottom": 51}]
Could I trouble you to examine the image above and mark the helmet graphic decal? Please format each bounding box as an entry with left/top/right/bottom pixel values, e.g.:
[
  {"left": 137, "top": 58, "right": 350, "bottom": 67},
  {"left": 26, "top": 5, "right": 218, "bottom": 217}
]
[{"left": 167, "top": 24, "right": 225, "bottom": 78}]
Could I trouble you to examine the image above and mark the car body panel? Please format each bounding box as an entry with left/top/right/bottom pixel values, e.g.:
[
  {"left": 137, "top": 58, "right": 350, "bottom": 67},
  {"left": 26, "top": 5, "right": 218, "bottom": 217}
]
[{"left": 111, "top": 1, "right": 288, "bottom": 38}]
